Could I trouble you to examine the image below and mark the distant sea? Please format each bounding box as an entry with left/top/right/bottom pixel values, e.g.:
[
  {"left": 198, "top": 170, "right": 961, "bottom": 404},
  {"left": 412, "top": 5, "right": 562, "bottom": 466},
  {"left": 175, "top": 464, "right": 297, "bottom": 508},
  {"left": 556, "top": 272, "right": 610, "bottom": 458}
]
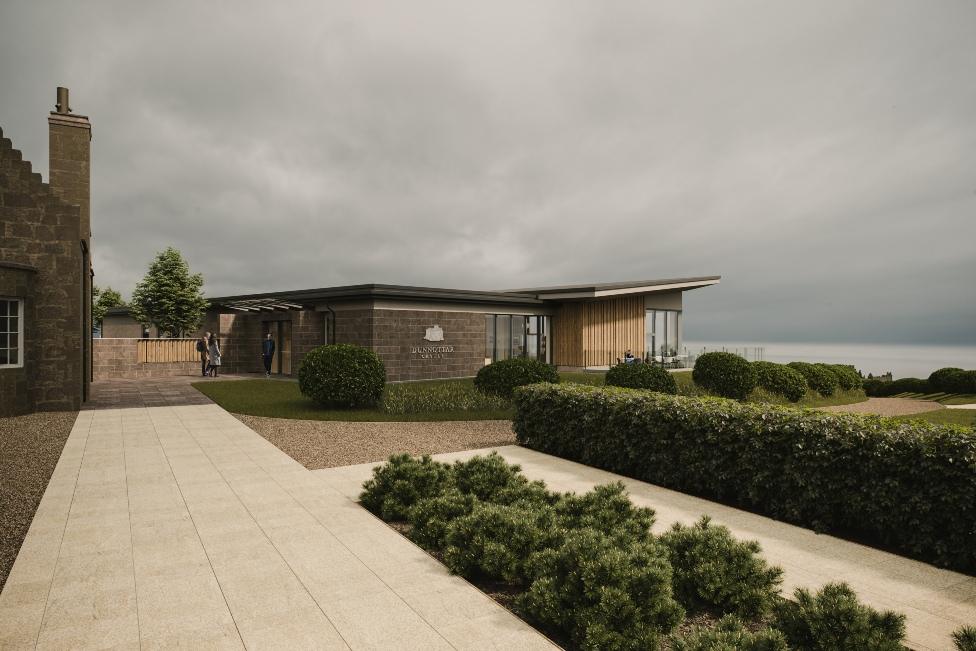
[{"left": 683, "top": 342, "right": 976, "bottom": 380}]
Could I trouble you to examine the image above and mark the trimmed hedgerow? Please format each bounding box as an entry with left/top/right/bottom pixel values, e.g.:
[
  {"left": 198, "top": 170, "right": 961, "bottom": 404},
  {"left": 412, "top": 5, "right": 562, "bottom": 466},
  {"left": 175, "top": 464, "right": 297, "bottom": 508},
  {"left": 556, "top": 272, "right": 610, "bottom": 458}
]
[
  {"left": 359, "top": 454, "right": 452, "bottom": 521},
  {"left": 298, "top": 343, "right": 386, "bottom": 408},
  {"left": 752, "top": 361, "right": 807, "bottom": 402},
  {"left": 863, "top": 376, "right": 931, "bottom": 397},
  {"left": 945, "top": 370, "right": 976, "bottom": 394},
  {"left": 605, "top": 363, "right": 678, "bottom": 394},
  {"left": 671, "top": 615, "right": 788, "bottom": 651},
  {"left": 518, "top": 528, "right": 685, "bottom": 651},
  {"left": 774, "top": 583, "right": 906, "bottom": 650},
  {"left": 930, "top": 367, "right": 965, "bottom": 392},
  {"left": 954, "top": 625, "right": 976, "bottom": 651},
  {"left": 826, "top": 364, "right": 863, "bottom": 391},
  {"left": 660, "top": 516, "right": 783, "bottom": 619},
  {"left": 512, "top": 383, "right": 976, "bottom": 572},
  {"left": 787, "top": 362, "right": 838, "bottom": 397},
  {"left": 692, "top": 352, "right": 757, "bottom": 400},
  {"left": 474, "top": 357, "right": 558, "bottom": 399}
]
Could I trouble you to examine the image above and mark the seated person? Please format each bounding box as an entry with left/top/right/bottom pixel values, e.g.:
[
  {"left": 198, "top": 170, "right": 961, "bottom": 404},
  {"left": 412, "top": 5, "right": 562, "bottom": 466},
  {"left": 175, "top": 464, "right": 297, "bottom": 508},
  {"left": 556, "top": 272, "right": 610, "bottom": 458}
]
[{"left": 623, "top": 349, "right": 635, "bottom": 364}]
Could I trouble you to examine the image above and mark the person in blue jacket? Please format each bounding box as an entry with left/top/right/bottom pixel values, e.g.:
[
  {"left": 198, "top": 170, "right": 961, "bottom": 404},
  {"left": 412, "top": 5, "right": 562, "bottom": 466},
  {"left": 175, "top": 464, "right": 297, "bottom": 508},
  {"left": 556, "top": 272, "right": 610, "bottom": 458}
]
[{"left": 262, "top": 333, "right": 276, "bottom": 377}]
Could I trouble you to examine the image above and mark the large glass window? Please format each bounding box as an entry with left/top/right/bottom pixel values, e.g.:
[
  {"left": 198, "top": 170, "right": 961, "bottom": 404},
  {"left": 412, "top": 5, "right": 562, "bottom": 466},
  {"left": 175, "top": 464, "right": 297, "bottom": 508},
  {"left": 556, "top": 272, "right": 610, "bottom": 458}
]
[
  {"left": 495, "top": 315, "right": 511, "bottom": 361},
  {"left": 0, "top": 299, "right": 24, "bottom": 368},
  {"left": 512, "top": 316, "right": 527, "bottom": 358},
  {"left": 645, "top": 309, "right": 682, "bottom": 360},
  {"left": 485, "top": 314, "right": 551, "bottom": 364},
  {"left": 526, "top": 316, "right": 539, "bottom": 360},
  {"left": 484, "top": 315, "right": 495, "bottom": 364}
]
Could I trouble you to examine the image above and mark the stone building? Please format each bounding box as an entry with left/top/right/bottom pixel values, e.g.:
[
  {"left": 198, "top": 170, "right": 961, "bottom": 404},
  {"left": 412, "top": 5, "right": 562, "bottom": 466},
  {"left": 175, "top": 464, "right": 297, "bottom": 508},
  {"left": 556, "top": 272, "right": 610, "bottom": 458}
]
[{"left": 0, "top": 88, "right": 92, "bottom": 416}]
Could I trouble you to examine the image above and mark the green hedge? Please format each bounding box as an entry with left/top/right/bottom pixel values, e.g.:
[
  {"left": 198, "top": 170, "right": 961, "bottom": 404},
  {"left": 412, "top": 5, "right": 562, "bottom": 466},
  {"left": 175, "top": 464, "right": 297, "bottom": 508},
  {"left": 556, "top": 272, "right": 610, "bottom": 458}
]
[
  {"left": 752, "top": 361, "right": 807, "bottom": 402},
  {"left": 298, "top": 343, "right": 386, "bottom": 408},
  {"left": 787, "top": 362, "right": 838, "bottom": 397},
  {"left": 864, "top": 377, "right": 931, "bottom": 397},
  {"left": 605, "top": 363, "right": 678, "bottom": 394},
  {"left": 929, "top": 367, "right": 965, "bottom": 392},
  {"left": 692, "top": 352, "right": 757, "bottom": 400},
  {"left": 513, "top": 383, "right": 976, "bottom": 572},
  {"left": 826, "top": 364, "right": 863, "bottom": 391},
  {"left": 474, "top": 357, "right": 558, "bottom": 399}
]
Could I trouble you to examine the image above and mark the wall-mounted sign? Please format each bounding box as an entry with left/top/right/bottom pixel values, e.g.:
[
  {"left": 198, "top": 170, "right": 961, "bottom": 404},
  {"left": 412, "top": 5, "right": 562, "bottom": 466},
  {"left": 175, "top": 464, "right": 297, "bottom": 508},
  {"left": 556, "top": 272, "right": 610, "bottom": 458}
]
[
  {"left": 411, "top": 345, "right": 455, "bottom": 359},
  {"left": 424, "top": 325, "right": 444, "bottom": 342}
]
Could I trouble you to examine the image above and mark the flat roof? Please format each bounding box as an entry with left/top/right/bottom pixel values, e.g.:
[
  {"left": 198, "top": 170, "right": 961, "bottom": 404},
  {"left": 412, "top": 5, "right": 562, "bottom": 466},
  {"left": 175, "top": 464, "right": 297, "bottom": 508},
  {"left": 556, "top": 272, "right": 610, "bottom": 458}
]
[{"left": 503, "top": 275, "right": 721, "bottom": 299}]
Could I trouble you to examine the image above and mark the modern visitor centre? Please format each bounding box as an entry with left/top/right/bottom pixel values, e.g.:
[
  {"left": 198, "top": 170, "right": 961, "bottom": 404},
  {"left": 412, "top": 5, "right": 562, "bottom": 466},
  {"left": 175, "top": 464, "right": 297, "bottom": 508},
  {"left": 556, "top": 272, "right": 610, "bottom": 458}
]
[{"left": 192, "top": 276, "right": 720, "bottom": 382}]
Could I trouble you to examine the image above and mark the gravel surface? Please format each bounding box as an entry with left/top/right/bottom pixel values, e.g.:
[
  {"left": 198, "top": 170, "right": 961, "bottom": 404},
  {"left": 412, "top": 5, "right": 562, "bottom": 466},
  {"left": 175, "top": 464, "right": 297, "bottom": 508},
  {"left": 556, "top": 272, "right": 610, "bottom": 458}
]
[
  {"left": 235, "top": 415, "right": 517, "bottom": 470},
  {"left": 820, "top": 397, "right": 944, "bottom": 416},
  {"left": 0, "top": 411, "right": 77, "bottom": 591}
]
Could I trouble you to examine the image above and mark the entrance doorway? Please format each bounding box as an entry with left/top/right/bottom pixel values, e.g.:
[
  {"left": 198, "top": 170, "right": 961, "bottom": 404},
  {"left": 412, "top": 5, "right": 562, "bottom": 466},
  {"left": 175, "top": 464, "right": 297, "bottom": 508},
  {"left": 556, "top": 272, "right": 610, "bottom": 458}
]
[{"left": 263, "top": 320, "right": 293, "bottom": 375}]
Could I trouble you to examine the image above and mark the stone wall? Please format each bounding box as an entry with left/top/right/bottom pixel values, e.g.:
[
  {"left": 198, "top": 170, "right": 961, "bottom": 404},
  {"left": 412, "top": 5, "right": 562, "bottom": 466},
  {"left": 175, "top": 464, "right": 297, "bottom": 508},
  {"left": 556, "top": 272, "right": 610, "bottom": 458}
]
[
  {"left": 0, "top": 126, "right": 85, "bottom": 416},
  {"left": 93, "top": 339, "right": 199, "bottom": 380},
  {"left": 371, "top": 309, "right": 486, "bottom": 382}
]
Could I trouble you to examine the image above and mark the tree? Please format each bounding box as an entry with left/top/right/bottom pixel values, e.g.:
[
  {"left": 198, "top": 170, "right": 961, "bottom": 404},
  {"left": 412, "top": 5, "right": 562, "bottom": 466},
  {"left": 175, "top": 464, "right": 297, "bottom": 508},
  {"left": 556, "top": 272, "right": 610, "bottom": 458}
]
[
  {"left": 129, "top": 247, "right": 208, "bottom": 337},
  {"left": 92, "top": 285, "right": 125, "bottom": 335}
]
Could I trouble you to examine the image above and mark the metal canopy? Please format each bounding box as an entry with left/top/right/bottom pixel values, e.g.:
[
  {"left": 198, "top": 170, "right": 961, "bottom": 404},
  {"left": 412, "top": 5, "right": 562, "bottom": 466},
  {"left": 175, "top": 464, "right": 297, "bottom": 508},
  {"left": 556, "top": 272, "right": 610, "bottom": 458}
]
[{"left": 215, "top": 297, "right": 306, "bottom": 312}]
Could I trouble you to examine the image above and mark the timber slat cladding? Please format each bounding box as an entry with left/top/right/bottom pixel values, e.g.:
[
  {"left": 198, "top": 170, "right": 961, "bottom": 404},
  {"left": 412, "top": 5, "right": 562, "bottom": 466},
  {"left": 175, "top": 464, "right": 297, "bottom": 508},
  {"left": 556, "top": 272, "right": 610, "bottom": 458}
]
[
  {"left": 553, "top": 297, "right": 645, "bottom": 367},
  {"left": 137, "top": 339, "right": 199, "bottom": 363}
]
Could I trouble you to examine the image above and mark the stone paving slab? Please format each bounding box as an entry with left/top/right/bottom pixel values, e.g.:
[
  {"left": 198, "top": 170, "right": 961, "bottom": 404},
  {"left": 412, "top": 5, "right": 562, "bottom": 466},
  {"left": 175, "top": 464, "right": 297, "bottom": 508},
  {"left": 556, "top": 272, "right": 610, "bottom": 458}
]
[
  {"left": 315, "top": 446, "right": 976, "bottom": 651},
  {"left": 0, "top": 406, "right": 555, "bottom": 650}
]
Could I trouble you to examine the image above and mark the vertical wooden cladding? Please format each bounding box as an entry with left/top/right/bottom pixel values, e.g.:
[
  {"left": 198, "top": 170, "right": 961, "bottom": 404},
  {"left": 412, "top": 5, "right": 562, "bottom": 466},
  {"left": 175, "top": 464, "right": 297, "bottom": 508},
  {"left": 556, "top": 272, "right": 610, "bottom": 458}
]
[
  {"left": 553, "top": 296, "right": 644, "bottom": 367},
  {"left": 137, "top": 339, "right": 199, "bottom": 363}
]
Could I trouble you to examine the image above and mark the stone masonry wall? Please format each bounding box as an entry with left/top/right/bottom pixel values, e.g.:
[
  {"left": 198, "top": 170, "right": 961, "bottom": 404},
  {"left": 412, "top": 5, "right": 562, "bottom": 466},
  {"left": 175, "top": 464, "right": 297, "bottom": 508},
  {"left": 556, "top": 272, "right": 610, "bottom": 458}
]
[
  {"left": 372, "top": 309, "right": 486, "bottom": 382},
  {"left": 0, "top": 126, "right": 85, "bottom": 415},
  {"left": 92, "top": 339, "right": 199, "bottom": 380}
]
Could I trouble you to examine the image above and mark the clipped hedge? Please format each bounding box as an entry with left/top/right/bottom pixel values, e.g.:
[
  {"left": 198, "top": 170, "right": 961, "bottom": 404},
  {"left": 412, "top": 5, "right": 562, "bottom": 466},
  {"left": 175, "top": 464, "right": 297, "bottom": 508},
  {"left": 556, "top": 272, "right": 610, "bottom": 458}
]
[
  {"left": 826, "top": 364, "right": 863, "bottom": 391},
  {"left": 298, "top": 343, "right": 386, "bottom": 408},
  {"left": 692, "top": 352, "right": 757, "bottom": 400},
  {"left": 513, "top": 383, "right": 976, "bottom": 572},
  {"left": 929, "top": 367, "right": 964, "bottom": 392},
  {"left": 474, "top": 357, "right": 558, "bottom": 399},
  {"left": 605, "top": 363, "right": 678, "bottom": 394},
  {"left": 752, "top": 361, "right": 807, "bottom": 402},
  {"left": 864, "top": 377, "right": 931, "bottom": 397},
  {"left": 787, "top": 362, "right": 838, "bottom": 397},
  {"left": 945, "top": 370, "right": 976, "bottom": 394}
]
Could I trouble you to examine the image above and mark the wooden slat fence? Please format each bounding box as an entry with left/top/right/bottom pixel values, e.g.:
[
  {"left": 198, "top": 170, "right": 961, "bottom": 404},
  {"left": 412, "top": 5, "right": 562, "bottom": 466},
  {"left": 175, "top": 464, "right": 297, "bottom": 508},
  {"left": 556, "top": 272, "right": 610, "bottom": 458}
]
[{"left": 137, "top": 338, "right": 200, "bottom": 363}]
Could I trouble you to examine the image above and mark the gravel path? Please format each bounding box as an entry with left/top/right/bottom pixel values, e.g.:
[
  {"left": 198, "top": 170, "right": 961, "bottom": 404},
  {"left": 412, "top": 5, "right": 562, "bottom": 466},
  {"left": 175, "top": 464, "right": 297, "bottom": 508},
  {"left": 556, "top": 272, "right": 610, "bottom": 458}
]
[
  {"left": 0, "top": 411, "right": 77, "bottom": 591},
  {"left": 235, "top": 415, "right": 517, "bottom": 470},
  {"left": 820, "top": 397, "right": 944, "bottom": 416}
]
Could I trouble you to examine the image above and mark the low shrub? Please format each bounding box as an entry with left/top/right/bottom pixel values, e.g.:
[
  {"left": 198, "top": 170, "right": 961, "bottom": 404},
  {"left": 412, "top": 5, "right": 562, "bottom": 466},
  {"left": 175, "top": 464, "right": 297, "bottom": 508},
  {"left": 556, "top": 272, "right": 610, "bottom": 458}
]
[
  {"left": 826, "top": 364, "right": 862, "bottom": 391},
  {"left": 555, "top": 482, "right": 655, "bottom": 545},
  {"left": 513, "top": 383, "right": 976, "bottom": 572},
  {"left": 692, "top": 352, "right": 757, "bottom": 400},
  {"left": 787, "top": 362, "right": 838, "bottom": 397},
  {"left": 298, "top": 344, "right": 386, "bottom": 408},
  {"left": 381, "top": 380, "right": 509, "bottom": 414},
  {"left": 359, "top": 454, "right": 452, "bottom": 521},
  {"left": 408, "top": 489, "right": 476, "bottom": 550},
  {"left": 774, "top": 583, "right": 906, "bottom": 651},
  {"left": 474, "top": 357, "right": 559, "bottom": 399},
  {"left": 452, "top": 453, "right": 534, "bottom": 502},
  {"left": 518, "top": 529, "right": 685, "bottom": 651},
  {"left": 443, "top": 501, "right": 559, "bottom": 583},
  {"left": 660, "top": 516, "right": 783, "bottom": 619},
  {"left": 605, "top": 363, "right": 678, "bottom": 394},
  {"left": 752, "top": 361, "right": 807, "bottom": 402},
  {"left": 671, "top": 615, "right": 788, "bottom": 651},
  {"left": 954, "top": 625, "right": 976, "bottom": 651},
  {"left": 929, "top": 367, "right": 965, "bottom": 392}
]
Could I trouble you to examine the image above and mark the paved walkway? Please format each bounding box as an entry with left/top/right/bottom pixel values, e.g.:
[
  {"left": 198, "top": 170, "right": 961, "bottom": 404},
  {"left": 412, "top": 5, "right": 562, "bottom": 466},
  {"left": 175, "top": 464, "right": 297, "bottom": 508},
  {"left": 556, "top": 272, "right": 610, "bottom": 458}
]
[
  {"left": 317, "top": 446, "right": 976, "bottom": 651},
  {"left": 820, "top": 396, "right": 944, "bottom": 416},
  {"left": 0, "top": 406, "right": 554, "bottom": 650}
]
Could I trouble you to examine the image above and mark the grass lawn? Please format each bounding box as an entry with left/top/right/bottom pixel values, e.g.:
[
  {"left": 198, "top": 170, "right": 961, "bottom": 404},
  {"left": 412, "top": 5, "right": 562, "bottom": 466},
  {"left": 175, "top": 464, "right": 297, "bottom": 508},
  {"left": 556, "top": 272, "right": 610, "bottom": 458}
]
[{"left": 892, "top": 408, "right": 976, "bottom": 428}]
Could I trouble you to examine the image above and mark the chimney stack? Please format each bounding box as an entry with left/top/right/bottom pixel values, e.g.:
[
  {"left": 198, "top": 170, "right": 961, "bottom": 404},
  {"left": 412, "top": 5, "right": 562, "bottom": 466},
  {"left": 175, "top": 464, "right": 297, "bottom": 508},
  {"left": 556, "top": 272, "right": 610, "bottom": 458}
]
[{"left": 48, "top": 86, "right": 91, "bottom": 244}]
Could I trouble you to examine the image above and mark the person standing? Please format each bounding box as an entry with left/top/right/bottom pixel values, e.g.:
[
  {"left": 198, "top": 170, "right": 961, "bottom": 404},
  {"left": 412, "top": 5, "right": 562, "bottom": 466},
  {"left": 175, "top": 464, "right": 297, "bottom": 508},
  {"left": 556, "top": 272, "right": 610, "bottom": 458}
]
[
  {"left": 197, "top": 332, "right": 210, "bottom": 376},
  {"left": 262, "top": 332, "right": 275, "bottom": 377},
  {"left": 208, "top": 335, "right": 222, "bottom": 377}
]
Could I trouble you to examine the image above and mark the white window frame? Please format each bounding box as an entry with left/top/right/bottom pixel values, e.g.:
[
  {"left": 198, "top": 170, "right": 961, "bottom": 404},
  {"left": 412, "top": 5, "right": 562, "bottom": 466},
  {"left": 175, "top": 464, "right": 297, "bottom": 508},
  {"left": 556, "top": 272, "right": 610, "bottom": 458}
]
[{"left": 0, "top": 298, "right": 25, "bottom": 369}]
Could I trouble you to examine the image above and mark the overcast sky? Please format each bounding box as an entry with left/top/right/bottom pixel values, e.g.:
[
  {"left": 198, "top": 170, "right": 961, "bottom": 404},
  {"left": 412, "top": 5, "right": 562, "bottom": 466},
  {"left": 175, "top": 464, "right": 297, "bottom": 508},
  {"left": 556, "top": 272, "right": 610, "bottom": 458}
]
[{"left": 2, "top": 1, "right": 974, "bottom": 344}]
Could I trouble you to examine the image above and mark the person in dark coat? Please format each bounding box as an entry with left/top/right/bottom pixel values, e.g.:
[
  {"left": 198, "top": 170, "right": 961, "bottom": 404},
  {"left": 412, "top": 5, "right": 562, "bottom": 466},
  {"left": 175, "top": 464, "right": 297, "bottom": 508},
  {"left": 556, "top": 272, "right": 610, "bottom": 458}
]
[
  {"left": 197, "top": 333, "right": 210, "bottom": 376},
  {"left": 262, "top": 333, "right": 275, "bottom": 377}
]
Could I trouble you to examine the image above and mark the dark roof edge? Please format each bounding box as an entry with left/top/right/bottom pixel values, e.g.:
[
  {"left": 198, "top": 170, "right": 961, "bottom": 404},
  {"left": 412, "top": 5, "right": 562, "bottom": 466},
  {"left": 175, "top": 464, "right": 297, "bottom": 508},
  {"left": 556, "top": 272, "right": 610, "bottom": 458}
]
[
  {"left": 206, "top": 283, "right": 545, "bottom": 307},
  {"left": 501, "top": 275, "right": 721, "bottom": 294}
]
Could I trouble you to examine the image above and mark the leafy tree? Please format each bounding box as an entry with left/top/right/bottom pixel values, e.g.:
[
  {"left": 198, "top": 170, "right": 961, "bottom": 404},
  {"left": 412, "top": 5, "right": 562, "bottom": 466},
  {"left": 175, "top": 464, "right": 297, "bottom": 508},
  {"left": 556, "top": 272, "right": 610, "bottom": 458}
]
[
  {"left": 129, "top": 247, "right": 207, "bottom": 337},
  {"left": 92, "top": 285, "right": 125, "bottom": 334}
]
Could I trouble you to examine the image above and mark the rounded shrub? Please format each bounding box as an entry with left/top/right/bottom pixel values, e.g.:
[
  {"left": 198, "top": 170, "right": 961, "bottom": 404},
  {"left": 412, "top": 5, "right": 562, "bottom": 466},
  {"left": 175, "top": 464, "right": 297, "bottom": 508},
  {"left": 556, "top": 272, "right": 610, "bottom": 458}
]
[
  {"left": 752, "top": 361, "right": 807, "bottom": 402},
  {"left": 774, "top": 583, "right": 906, "bottom": 651},
  {"left": 929, "top": 367, "right": 964, "bottom": 392},
  {"left": 408, "top": 489, "right": 477, "bottom": 550},
  {"left": 298, "top": 343, "right": 385, "bottom": 408},
  {"left": 944, "top": 370, "right": 976, "bottom": 394},
  {"left": 692, "top": 352, "right": 757, "bottom": 400},
  {"left": 605, "top": 363, "right": 678, "bottom": 394},
  {"left": 474, "top": 357, "right": 558, "bottom": 399},
  {"left": 671, "top": 615, "right": 788, "bottom": 651},
  {"left": 555, "top": 482, "right": 656, "bottom": 545},
  {"left": 788, "top": 362, "right": 838, "bottom": 397},
  {"left": 826, "top": 364, "right": 863, "bottom": 391},
  {"left": 660, "top": 516, "right": 783, "bottom": 619},
  {"left": 359, "top": 454, "right": 452, "bottom": 521}
]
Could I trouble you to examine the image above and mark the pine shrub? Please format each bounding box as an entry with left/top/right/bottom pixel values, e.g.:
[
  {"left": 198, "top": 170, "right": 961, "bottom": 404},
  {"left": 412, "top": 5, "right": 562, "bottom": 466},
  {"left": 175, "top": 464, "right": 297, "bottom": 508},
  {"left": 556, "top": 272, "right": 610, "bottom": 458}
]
[
  {"left": 298, "top": 344, "right": 386, "bottom": 408},
  {"left": 752, "top": 361, "right": 807, "bottom": 402},
  {"left": 474, "top": 357, "right": 559, "bottom": 399},
  {"left": 408, "top": 489, "right": 477, "bottom": 550},
  {"left": 518, "top": 529, "right": 685, "bottom": 651},
  {"left": 953, "top": 625, "right": 976, "bottom": 651},
  {"left": 774, "top": 583, "right": 906, "bottom": 651},
  {"left": 671, "top": 615, "right": 788, "bottom": 651},
  {"left": 661, "top": 516, "right": 783, "bottom": 618},
  {"left": 555, "top": 482, "right": 655, "bottom": 545},
  {"left": 605, "top": 363, "right": 678, "bottom": 394},
  {"left": 359, "top": 454, "right": 452, "bottom": 521},
  {"left": 787, "top": 362, "right": 838, "bottom": 397},
  {"left": 692, "top": 352, "right": 757, "bottom": 400}
]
